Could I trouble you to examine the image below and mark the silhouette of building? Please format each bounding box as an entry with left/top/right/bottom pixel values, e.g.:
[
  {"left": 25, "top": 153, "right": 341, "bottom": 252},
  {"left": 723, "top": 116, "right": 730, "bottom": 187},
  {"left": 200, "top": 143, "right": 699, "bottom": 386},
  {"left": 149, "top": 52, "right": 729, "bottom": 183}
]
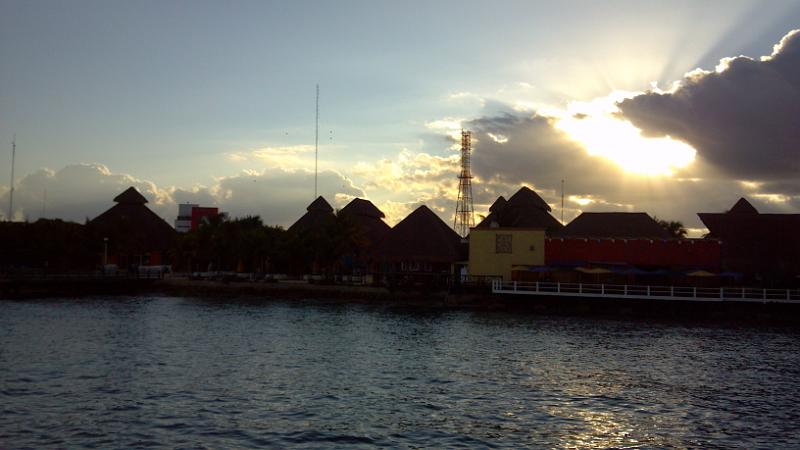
[
  {"left": 475, "top": 186, "right": 563, "bottom": 234},
  {"left": 542, "top": 211, "right": 720, "bottom": 284},
  {"left": 370, "top": 205, "right": 463, "bottom": 285},
  {"left": 557, "top": 212, "right": 671, "bottom": 239},
  {"left": 699, "top": 197, "right": 800, "bottom": 285},
  {"left": 338, "top": 198, "right": 390, "bottom": 275},
  {"left": 288, "top": 196, "right": 335, "bottom": 235},
  {"left": 87, "top": 187, "right": 176, "bottom": 268},
  {"left": 339, "top": 198, "right": 390, "bottom": 247},
  {"left": 469, "top": 187, "right": 560, "bottom": 281}
]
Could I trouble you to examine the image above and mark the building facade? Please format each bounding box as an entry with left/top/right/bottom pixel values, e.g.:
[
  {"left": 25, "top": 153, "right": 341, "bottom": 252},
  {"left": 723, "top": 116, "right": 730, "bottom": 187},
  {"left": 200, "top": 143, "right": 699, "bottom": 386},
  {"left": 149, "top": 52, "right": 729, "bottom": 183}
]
[{"left": 468, "top": 227, "right": 545, "bottom": 281}]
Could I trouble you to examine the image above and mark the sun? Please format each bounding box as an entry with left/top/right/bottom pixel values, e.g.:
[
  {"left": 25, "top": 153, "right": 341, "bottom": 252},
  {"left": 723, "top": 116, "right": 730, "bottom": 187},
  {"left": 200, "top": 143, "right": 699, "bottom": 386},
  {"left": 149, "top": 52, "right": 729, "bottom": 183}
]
[
  {"left": 551, "top": 93, "right": 696, "bottom": 176},
  {"left": 556, "top": 114, "right": 696, "bottom": 176}
]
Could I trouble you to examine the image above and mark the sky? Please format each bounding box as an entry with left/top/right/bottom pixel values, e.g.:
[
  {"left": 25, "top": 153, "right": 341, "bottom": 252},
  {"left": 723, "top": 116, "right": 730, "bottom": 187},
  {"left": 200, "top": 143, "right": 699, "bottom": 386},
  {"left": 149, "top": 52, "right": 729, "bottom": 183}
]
[{"left": 1, "top": 0, "right": 799, "bottom": 235}]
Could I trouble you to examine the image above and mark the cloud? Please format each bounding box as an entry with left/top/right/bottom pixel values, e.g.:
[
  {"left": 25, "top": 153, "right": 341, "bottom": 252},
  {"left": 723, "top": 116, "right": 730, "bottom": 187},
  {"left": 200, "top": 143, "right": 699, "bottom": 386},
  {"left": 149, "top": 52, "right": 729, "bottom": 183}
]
[
  {"left": 0, "top": 164, "right": 364, "bottom": 228},
  {"left": 0, "top": 164, "right": 169, "bottom": 222},
  {"left": 214, "top": 168, "right": 363, "bottom": 225},
  {"left": 455, "top": 106, "right": 791, "bottom": 230},
  {"left": 618, "top": 29, "right": 800, "bottom": 185}
]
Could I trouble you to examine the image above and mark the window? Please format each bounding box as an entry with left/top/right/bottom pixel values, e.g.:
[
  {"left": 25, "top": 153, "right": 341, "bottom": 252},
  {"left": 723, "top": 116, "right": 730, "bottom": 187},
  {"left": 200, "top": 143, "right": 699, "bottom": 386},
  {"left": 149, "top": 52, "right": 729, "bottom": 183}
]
[{"left": 496, "top": 234, "right": 512, "bottom": 253}]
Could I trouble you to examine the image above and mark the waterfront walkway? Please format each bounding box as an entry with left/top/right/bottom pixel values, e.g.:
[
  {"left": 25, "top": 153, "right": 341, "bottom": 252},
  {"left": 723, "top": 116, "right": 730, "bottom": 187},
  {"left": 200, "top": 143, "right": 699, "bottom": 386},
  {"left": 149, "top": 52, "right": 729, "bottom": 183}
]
[{"left": 492, "top": 280, "right": 800, "bottom": 304}]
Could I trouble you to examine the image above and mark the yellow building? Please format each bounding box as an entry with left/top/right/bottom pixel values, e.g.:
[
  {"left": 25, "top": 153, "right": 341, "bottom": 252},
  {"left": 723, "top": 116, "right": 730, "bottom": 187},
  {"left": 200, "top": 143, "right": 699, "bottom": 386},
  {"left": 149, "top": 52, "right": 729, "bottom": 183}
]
[{"left": 468, "top": 227, "right": 545, "bottom": 281}]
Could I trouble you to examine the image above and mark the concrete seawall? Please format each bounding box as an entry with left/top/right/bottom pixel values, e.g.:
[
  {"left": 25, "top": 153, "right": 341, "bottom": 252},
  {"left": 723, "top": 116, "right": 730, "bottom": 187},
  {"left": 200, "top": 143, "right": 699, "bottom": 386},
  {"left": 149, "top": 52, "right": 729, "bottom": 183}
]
[{"left": 3, "top": 277, "right": 800, "bottom": 324}]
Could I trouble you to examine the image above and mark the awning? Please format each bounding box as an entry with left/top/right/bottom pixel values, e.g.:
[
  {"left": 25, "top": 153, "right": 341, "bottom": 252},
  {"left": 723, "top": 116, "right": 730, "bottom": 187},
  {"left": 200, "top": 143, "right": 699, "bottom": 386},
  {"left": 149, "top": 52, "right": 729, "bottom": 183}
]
[
  {"left": 686, "top": 270, "right": 716, "bottom": 277},
  {"left": 576, "top": 266, "right": 612, "bottom": 274}
]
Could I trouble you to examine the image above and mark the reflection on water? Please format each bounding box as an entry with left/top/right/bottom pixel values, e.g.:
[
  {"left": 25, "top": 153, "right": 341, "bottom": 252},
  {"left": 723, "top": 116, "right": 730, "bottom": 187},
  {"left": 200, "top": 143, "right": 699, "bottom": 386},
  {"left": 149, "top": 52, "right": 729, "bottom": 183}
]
[{"left": 1, "top": 297, "right": 799, "bottom": 448}]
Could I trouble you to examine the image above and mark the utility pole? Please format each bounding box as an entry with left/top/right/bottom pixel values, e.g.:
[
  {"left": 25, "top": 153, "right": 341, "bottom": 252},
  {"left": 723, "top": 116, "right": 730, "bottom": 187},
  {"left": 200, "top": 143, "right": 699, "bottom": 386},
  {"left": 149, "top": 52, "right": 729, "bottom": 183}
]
[{"left": 8, "top": 135, "right": 15, "bottom": 221}]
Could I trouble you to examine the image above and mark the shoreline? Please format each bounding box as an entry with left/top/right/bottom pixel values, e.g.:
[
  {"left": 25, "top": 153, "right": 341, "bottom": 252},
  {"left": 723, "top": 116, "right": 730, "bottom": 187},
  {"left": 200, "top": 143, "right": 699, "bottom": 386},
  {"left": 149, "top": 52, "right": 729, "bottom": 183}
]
[{"left": 3, "top": 276, "right": 800, "bottom": 324}]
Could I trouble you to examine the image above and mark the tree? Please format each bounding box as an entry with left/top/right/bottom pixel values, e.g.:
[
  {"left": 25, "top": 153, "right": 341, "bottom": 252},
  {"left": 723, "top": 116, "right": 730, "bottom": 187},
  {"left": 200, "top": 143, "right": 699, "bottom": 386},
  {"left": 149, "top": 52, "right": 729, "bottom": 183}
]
[{"left": 655, "top": 217, "right": 687, "bottom": 238}]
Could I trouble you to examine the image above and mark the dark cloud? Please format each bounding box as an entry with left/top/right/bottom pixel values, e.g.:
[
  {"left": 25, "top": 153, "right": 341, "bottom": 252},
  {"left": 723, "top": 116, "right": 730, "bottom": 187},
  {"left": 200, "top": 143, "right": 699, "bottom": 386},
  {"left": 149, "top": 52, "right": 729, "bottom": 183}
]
[
  {"left": 618, "top": 29, "right": 800, "bottom": 185},
  {"left": 460, "top": 110, "right": 782, "bottom": 230},
  {"left": 468, "top": 112, "right": 624, "bottom": 197}
]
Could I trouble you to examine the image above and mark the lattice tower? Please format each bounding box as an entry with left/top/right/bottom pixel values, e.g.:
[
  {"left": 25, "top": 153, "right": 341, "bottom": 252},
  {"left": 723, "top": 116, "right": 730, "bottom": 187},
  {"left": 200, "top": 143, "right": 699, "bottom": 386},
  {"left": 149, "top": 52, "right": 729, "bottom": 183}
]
[{"left": 453, "top": 130, "right": 474, "bottom": 237}]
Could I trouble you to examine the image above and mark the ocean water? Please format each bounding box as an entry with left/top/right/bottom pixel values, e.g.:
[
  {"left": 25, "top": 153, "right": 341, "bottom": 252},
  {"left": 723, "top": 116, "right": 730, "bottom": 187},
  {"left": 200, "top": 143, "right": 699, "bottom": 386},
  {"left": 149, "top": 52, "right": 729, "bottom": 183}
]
[{"left": 1, "top": 296, "right": 799, "bottom": 448}]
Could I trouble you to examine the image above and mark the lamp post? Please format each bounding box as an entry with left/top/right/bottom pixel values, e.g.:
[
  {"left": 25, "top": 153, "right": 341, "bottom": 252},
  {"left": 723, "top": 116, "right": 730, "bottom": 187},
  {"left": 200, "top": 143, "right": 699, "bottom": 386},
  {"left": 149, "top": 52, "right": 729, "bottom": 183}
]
[{"left": 103, "top": 237, "right": 109, "bottom": 267}]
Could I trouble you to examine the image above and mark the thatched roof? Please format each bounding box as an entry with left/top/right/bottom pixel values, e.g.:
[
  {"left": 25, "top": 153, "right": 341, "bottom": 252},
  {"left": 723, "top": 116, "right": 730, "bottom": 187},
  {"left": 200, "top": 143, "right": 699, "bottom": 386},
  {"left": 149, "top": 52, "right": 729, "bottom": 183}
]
[
  {"left": 729, "top": 197, "right": 759, "bottom": 215},
  {"left": 506, "top": 186, "right": 551, "bottom": 211},
  {"left": 489, "top": 196, "right": 507, "bottom": 213},
  {"left": 698, "top": 198, "right": 800, "bottom": 276},
  {"left": 699, "top": 198, "right": 800, "bottom": 238},
  {"left": 113, "top": 186, "right": 148, "bottom": 204},
  {"left": 89, "top": 187, "right": 175, "bottom": 250},
  {"left": 476, "top": 187, "right": 562, "bottom": 233},
  {"left": 340, "top": 198, "right": 385, "bottom": 219},
  {"left": 339, "top": 198, "right": 389, "bottom": 246},
  {"left": 558, "top": 212, "right": 671, "bottom": 239},
  {"left": 371, "top": 205, "right": 462, "bottom": 263},
  {"left": 307, "top": 196, "right": 334, "bottom": 212},
  {"left": 288, "top": 196, "right": 335, "bottom": 234}
]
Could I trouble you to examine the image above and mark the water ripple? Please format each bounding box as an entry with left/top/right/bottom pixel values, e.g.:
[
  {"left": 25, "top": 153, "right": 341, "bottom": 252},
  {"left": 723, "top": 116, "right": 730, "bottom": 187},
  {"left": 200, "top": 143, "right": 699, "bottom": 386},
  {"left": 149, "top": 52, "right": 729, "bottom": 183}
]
[{"left": 1, "top": 296, "right": 799, "bottom": 448}]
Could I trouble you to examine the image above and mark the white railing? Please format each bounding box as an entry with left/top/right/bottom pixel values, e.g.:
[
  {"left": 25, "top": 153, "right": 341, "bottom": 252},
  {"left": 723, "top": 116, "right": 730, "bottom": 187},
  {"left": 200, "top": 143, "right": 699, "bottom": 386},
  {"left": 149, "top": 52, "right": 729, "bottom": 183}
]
[{"left": 491, "top": 280, "right": 800, "bottom": 304}]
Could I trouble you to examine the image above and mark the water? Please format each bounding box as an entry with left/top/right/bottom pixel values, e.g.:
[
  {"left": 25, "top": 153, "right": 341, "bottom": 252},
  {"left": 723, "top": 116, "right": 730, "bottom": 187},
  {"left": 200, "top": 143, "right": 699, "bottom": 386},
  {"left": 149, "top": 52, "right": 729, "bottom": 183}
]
[{"left": 1, "top": 297, "right": 799, "bottom": 449}]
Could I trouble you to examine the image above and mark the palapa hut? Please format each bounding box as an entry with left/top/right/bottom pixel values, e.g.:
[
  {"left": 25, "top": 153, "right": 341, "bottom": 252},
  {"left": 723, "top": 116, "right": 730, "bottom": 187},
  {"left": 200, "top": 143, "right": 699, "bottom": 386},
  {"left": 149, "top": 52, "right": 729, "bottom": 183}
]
[
  {"left": 87, "top": 186, "right": 176, "bottom": 268},
  {"left": 287, "top": 196, "right": 336, "bottom": 234},
  {"left": 338, "top": 198, "right": 390, "bottom": 275},
  {"left": 699, "top": 197, "right": 800, "bottom": 285},
  {"left": 469, "top": 187, "right": 561, "bottom": 282},
  {"left": 476, "top": 186, "right": 563, "bottom": 234},
  {"left": 370, "top": 205, "right": 462, "bottom": 286},
  {"left": 285, "top": 196, "right": 337, "bottom": 275},
  {"left": 557, "top": 212, "right": 670, "bottom": 239},
  {"left": 546, "top": 212, "right": 719, "bottom": 285}
]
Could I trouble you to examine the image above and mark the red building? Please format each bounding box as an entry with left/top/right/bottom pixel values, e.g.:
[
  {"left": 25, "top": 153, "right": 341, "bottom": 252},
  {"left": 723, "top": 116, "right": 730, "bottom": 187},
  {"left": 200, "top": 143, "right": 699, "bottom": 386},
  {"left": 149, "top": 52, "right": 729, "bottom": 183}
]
[
  {"left": 190, "top": 207, "right": 220, "bottom": 231},
  {"left": 545, "top": 237, "right": 721, "bottom": 271}
]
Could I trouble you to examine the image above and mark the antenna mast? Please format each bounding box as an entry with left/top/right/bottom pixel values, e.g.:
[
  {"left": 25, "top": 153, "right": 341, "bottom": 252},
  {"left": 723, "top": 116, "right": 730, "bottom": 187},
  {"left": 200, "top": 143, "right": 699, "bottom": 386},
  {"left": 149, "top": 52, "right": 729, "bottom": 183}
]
[
  {"left": 561, "top": 179, "right": 565, "bottom": 224},
  {"left": 314, "top": 84, "right": 319, "bottom": 199},
  {"left": 453, "top": 130, "right": 475, "bottom": 237},
  {"left": 8, "top": 135, "right": 15, "bottom": 221}
]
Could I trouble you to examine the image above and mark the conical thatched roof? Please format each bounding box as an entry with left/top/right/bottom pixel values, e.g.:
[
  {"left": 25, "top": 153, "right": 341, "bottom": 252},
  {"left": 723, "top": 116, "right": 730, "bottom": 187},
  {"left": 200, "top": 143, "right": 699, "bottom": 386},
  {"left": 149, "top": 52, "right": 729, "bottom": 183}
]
[
  {"left": 506, "top": 186, "right": 551, "bottom": 211},
  {"left": 89, "top": 187, "right": 175, "bottom": 250},
  {"left": 340, "top": 198, "right": 385, "bottom": 219},
  {"left": 371, "top": 205, "right": 461, "bottom": 263},
  {"left": 476, "top": 187, "right": 562, "bottom": 233},
  {"left": 288, "top": 196, "right": 335, "bottom": 234},
  {"left": 114, "top": 186, "right": 148, "bottom": 204},
  {"left": 489, "top": 196, "right": 507, "bottom": 213},
  {"left": 729, "top": 197, "right": 758, "bottom": 215},
  {"left": 558, "top": 212, "right": 671, "bottom": 239},
  {"left": 339, "top": 198, "right": 389, "bottom": 247},
  {"left": 307, "top": 196, "right": 334, "bottom": 212}
]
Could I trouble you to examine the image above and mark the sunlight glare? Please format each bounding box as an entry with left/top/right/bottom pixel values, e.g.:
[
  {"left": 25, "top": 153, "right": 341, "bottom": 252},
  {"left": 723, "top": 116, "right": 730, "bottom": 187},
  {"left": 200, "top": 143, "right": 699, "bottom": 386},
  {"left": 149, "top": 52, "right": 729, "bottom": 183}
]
[{"left": 556, "top": 113, "right": 696, "bottom": 176}]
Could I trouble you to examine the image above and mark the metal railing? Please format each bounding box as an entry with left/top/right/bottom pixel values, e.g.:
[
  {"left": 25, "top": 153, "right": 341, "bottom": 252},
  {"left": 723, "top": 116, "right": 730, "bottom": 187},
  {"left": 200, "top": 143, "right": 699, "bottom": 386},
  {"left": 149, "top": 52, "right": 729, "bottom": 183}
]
[{"left": 491, "top": 280, "right": 800, "bottom": 304}]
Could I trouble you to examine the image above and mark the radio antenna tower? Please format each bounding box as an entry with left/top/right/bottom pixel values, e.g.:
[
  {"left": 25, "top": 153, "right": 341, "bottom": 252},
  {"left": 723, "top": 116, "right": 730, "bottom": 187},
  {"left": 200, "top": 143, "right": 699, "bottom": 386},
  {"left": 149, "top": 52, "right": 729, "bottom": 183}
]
[
  {"left": 453, "top": 130, "right": 475, "bottom": 237},
  {"left": 8, "top": 135, "right": 15, "bottom": 221},
  {"left": 314, "top": 83, "right": 319, "bottom": 200}
]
